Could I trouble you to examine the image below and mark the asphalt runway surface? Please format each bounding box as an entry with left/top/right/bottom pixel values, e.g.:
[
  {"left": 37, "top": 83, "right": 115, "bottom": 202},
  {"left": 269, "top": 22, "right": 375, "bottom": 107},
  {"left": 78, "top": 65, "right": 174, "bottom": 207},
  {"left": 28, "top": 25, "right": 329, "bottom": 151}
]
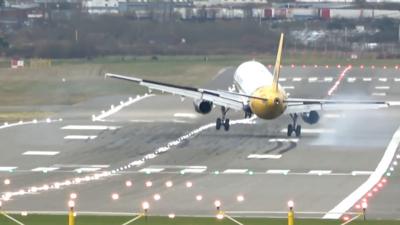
[{"left": 0, "top": 65, "right": 399, "bottom": 220}]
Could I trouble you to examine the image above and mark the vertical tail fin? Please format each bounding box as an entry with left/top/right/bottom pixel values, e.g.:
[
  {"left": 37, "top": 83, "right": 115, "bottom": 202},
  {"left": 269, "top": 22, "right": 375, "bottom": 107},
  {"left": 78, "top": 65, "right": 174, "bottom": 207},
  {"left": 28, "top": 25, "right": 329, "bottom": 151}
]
[{"left": 272, "top": 33, "right": 284, "bottom": 92}]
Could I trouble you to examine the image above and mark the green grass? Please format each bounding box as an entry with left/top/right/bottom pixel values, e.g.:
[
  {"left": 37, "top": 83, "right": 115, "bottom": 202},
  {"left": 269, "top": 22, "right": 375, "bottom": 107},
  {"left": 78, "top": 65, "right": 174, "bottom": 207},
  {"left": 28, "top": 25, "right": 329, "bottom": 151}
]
[{"left": 0, "top": 214, "right": 398, "bottom": 225}]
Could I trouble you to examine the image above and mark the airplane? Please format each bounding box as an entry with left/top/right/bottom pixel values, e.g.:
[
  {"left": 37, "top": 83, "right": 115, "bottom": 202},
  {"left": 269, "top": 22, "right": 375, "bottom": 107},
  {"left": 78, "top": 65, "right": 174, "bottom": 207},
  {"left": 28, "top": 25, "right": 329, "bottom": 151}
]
[{"left": 105, "top": 33, "right": 388, "bottom": 137}]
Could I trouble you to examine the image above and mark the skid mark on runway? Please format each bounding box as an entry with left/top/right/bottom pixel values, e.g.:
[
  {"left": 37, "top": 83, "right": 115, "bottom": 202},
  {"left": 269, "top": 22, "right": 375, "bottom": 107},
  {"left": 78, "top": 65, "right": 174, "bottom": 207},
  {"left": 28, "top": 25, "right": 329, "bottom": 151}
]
[
  {"left": 278, "top": 142, "right": 297, "bottom": 154},
  {"left": 324, "top": 125, "right": 400, "bottom": 219}
]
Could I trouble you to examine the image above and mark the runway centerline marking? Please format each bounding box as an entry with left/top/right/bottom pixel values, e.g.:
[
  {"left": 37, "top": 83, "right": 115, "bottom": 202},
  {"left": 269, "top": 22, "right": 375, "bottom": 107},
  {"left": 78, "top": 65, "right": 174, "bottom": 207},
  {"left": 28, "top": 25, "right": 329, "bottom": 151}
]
[
  {"left": 347, "top": 77, "right": 356, "bottom": 83},
  {"left": 269, "top": 138, "right": 299, "bottom": 143},
  {"left": 22, "top": 151, "right": 59, "bottom": 156},
  {"left": 374, "top": 86, "right": 390, "bottom": 90},
  {"left": 266, "top": 169, "right": 290, "bottom": 175},
  {"left": 308, "top": 77, "right": 318, "bottom": 82},
  {"left": 173, "top": 113, "right": 197, "bottom": 119},
  {"left": 75, "top": 167, "right": 102, "bottom": 173},
  {"left": 139, "top": 168, "right": 165, "bottom": 173},
  {"left": 324, "top": 125, "right": 400, "bottom": 219},
  {"left": 223, "top": 169, "right": 248, "bottom": 174},
  {"left": 247, "top": 154, "right": 282, "bottom": 159},
  {"left": 31, "top": 167, "right": 59, "bottom": 172},
  {"left": 308, "top": 170, "right": 332, "bottom": 175},
  {"left": 64, "top": 135, "right": 97, "bottom": 140},
  {"left": 351, "top": 171, "right": 373, "bottom": 176},
  {"left": 394, "top": 78, "right": 400, "bottom": 82},
  {"left": 282, "top": 86, "right": 295, "bottom": 90},
  {"left": 371, "top": 92, "right": 386, "bottom": 97},
  {"left": 292, "top": 77, "right": 302, "bottom": 82},
  {"left": 61, "top": 125, "right": 120, "bottom": 130},
  {"left": 362, "top": 77, "right": 372, "bottom": 82},
  {"left": 378, "top": 78, "right": 388, "bottom": 82},
  {"left": 0, "top": 167, "right": 17, "bottom": 172},
  {"left": 180, "top": 168, "right": 207, "bottom": 174}
]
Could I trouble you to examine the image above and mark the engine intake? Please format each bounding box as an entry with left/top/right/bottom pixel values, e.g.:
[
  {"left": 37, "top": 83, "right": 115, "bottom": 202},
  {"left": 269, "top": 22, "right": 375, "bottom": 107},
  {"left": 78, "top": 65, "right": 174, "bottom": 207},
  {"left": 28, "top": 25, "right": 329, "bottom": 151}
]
[
  {"left": 193, "top": 100, "right": 213, "bottom": 114},
  {"left": 301, "top": 111, "right": 319, "bottom": 124}
]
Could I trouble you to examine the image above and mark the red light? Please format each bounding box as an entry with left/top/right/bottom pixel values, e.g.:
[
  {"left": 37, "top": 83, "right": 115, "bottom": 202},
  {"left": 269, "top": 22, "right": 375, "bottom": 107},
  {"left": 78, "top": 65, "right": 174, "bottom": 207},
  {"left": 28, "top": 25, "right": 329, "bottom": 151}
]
[
  {"left": 368, "top": 192, "right": 373, "bottom": 197},
  {"left": 268, "top": 65, "right": 272, "bottom": 68},
  {"left": 302, "top": 65, "right": 306, "bottom": 68},
  {"left": 291, "top": 64, "right": 295, "bottom": 68},
  {"left": 382, "top": 178, "right": 387, "bottom": 183},
  {"left": 362, "top": 198, "right": 367, "bottom": 202},
  {"left": 314, "top": 65, "right": 318, "bottom": 68},
  {"left": 355, "top": 204, "right": 361, "bottom": 209},
  {"left": 373, "top": 188, "right": 378, "bottom": 192},
  {"left": 325, "top": 65, "right": 329, "bottom": 68},
  {"left": 343, "top": 216, "right": 350, "bottom": 221},
  {"left": 360, "top": 65, "right": 364, "bottom": 69},
  {"left": 395, "top": 65, "right": 399, "bottom": 70},
  {"left": 378, "top": 183, "right": 383, "bottom": 188},
  {"left": 383, "top": 66, "right": 387, "bottom": 69},
  {"left": 371, "top": 65, "right": 375, "bottom": 69},
  {"left": 337, "top": 64, "right": 341, "bottom": 68}
]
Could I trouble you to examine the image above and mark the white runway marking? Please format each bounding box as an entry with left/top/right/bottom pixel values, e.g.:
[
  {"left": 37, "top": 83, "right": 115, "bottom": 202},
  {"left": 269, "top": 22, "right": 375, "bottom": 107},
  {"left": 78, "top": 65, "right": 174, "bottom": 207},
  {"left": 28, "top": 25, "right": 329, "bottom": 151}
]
[
  {"left": 388, "top": 101, "right": 400, "bottom": 106},
  {"left": 362, "top": 77, "right": 372, "bottom": 82},
  {"left": 379, "top": 78, "right": 388, "bottom": 82},
  {"left": 308, "top": 170, "right": 332, "bottom": 175},
  {"left": 351, "top": 171, "right": 374, "bottom": 176},
  {"left": 223, "top": 169, "right": 248, "bottom": 174},
  {"left": 269, "top": 138, "right": 299, "bottom": 143},
  {"left": 371, "top": 92, "right": 386, "bottom": 97},
  {"left": 0, "top": 167, "right": 17, "bottom": 172},
  {"left": 394, "top": 78, "right": 400, "bottom": 82},
  {"left": 374, "top": 86, "right": 390, "bottom": 90},
  {"left": 247, "top": 154, "right": 282, "bottom": 159},
  {"left": 139, "top": 168, "right": 165, "bottom": 173},
  {"left": 93, "top": 94, "right": 154, "bottom": 121},
  {"left": 64, "top": 135, "right": 97, "bottom": 140},
  {"left": 324, "top": 125, "right": 400, "bottom": 219},
  {"left": 75, "top": 167, "right": 102, "bottom": 173},
  {"left": 31, "top": 167, "right": 59, "bottom": 172},
  {"left": 53, "top": 164, "right": 109, "bottom": 168},
  {"left": 180, "top": 168, "right": 207, "bottom": 174},
  {"left": 279, "top": 78, "right": 287, "bottom": 82},
  {"left": 61, "top": 125, "right": 120, "bottom": 130},
  {"left": 292, "top": 77, "right": 302, "bottom": 82},
  {"left": 347, "top": 77, "right": 356, "bottom": 83},
  {"left": 22, "top": 151, "right": 59, "bottom": 156},
  {"left": 281, "top": 128, "right": 336, "bottom": 134},
  {"left": 323, "top": 113, "right": 344, "bottom": 118},
  {"left": 324, "top": 77, "right": 333, "bottom": 82},
  {"left": 173, "top": 113, "right": 197, "bottom": 119},
  {"left": 308, "top": 77, "right": 318, "bottom": 82},
  {"left": 266, "top": 169, "right": 290, "bottom": 175},
  {"left": 282, "top": 86, "right": 295, "bottom": 90}
]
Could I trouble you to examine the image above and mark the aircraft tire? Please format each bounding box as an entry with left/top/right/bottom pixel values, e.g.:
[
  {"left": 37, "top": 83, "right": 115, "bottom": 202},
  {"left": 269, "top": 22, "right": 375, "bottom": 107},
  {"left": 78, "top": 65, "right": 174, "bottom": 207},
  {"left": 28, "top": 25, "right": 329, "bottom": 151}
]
[
  {"left": 287, "top": 124, "right": 293, "bottom": 137},
  {"left": 224, "top": 119, "right": 230, "bottom": 131},
  {"left": 295, "top": 125, "right": 301, "bottom": 137},
  {"left": 216, "top": 118, "right": 222, "bottom": 130}
]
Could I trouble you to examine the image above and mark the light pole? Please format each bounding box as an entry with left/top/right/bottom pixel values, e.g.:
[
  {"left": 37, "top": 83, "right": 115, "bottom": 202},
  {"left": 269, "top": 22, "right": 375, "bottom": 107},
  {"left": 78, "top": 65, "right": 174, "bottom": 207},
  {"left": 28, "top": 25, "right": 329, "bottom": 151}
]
[
  {"left": 142, "top": 201, "right": 149, "bottom": 223},
  {"left": 68, "top": 200, "right": 75, "bottom": 225},
  {"left": 288, "top": 200, "right": 294, "bottom": 225},
  {"left": 362, "top": 202, "right": 368, "bottom": 221}
]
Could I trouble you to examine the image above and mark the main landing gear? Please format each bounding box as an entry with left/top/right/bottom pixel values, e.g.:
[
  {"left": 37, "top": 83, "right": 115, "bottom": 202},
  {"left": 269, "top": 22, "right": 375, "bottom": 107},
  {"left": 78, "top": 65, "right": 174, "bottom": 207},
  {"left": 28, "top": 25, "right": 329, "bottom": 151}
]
[
  {"left": 216, "top": 106, "right": 230, "bottom": 131},
  {"left": 287, "top": 113, "right": 301, "bottom": 137}
]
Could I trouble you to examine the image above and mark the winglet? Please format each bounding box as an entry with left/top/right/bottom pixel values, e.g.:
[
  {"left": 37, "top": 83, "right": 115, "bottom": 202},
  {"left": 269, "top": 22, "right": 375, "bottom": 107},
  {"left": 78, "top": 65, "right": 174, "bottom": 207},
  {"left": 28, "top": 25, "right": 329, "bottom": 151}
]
[{"left": 272, "top": 33, "right": 284, "bottom": 92}]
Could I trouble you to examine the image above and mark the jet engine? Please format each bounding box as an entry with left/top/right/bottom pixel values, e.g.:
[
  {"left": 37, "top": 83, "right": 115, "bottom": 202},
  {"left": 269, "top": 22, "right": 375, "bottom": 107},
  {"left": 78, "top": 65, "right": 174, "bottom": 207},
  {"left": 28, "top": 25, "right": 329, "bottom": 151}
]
[
  {"left": 301, "top": 111, "right": 320, "bottom": 124},
  {"left": 193, "top": 100, "right": 213, "bottom": 114}
]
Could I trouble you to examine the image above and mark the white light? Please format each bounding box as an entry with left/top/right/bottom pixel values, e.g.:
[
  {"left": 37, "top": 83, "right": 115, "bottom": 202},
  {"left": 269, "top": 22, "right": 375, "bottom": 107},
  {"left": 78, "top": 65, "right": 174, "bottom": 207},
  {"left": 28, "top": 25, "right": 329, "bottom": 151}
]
[
  {"left": 186, "top": 181, "right": 193, "bottom": 188},
  {"left": 165, "top": 181, "right": 173, "bottom": 188},
  {"left": 393, "top": 161, "right": 398, "bottom": 166},
  {"left": 216, "top": 213, "right": 224, "bottom": 220},
  {"left": 21, "top": 211, "right": 28, "bottom": 216},
  {"left": 4, "top": 179, "right": 10, "bottom": 185},
  {"left": 196, "top": 195, "right": 203, "bottom": 201},
  {"left": 168, "top": 213, "right": 175, "bottom": 219},
  {"left": 288, "top": 200, "right": 294, "bottom": 208},
  {"left": 0, "top": 201, "right": 2, "bottom": 207},
  {"left": 142, "top": 201, "right": 150, "bottom": 210},
  {"left": 70, "top": 193, "right": 77, "bottom": 199},
  {"left": 397, "top": 154, "right": 400, "bottom": 159},
  {"left": 237, "top": 195, "right": 244, "bottom": 202},
  {"left": 153, "top": 194, "right": 161, "bottom": 201},
  {"left": 362, "top": 202, "right": 368, "bottom": 209},
  {"left": 125, "top": 180, "right": 132, "bottom": 187},
  {"left": 145, "top": 181, "right": 153, "bottom": 187},
  {"left": 214, "top": 200, "right": 221, "bottom": 208},
  {"left": 31, "top": 186, "right": 38, "bottom": 193},
  {"left": 112, "top": 193, "right": 119, "bottom": 200},
  {"left": 68, "top": 200, "right": 75, "bottom": 208}
]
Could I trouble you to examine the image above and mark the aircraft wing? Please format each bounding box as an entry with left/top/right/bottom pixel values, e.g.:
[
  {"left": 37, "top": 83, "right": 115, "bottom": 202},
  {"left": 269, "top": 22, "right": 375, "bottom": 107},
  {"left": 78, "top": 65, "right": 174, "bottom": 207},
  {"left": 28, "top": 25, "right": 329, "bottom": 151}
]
[
  {"left": 284, "top": 98, "right": 389, "bottom": 114},
  {"left": 105, "top": 73, "right": 256, "bottom": 111}
]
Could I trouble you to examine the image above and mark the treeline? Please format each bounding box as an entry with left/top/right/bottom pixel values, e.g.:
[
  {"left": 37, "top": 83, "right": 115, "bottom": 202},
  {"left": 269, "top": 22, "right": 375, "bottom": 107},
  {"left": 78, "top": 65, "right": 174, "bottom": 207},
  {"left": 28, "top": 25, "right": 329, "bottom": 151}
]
[{"left": 3, "top": 15, "right": 281, "bottom": 58}]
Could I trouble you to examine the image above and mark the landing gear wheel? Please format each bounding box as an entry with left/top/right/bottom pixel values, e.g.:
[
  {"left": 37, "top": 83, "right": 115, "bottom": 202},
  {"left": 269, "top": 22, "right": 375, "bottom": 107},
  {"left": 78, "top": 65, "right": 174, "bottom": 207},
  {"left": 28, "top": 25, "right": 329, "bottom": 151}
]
[
  {"left": 216, "top": 118, "right": 222, "bottom": 130},
  {"left": 287, "top": 124, "right": 293, "bottom": 137},
  {"left": 224, "top": 119, "right": 230, "bottom": 131},
  {"left": 295, "top": 125, "right": 301, "bottom": 137}
]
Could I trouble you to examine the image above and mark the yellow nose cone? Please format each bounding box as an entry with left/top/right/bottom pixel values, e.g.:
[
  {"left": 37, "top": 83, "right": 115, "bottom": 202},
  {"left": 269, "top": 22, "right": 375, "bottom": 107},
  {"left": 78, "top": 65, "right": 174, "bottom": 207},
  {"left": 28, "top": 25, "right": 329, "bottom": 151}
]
[{"left": 249, "top": 86, "right": 286, "bottom": 120}]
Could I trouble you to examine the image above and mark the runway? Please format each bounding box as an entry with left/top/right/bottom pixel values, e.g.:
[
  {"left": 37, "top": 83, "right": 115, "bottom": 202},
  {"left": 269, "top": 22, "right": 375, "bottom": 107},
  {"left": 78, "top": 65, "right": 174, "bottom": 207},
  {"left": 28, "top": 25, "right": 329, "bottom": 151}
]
[{"left": 0, "top": 65, "right": 399, "bottom": 220}]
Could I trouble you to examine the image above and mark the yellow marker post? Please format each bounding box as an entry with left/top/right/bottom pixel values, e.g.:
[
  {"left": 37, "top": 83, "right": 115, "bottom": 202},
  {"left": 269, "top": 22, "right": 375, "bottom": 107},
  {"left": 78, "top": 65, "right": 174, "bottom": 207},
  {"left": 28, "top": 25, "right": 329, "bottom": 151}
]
[
  {"left": 68, "top": 200, "right": 75, "bottom": 225},
  {"left": 287, "top": 200, "right": 295, "bottom": 225}
]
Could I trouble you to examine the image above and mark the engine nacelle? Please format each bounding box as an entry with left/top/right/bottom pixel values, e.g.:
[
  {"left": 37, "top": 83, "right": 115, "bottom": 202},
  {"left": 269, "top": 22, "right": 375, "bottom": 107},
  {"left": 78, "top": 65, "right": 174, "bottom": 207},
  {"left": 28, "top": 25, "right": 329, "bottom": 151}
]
[
  {"left": 193, "top": 100, "right": 213, "bottom": 114},
  {"left": 301, "top": 110, "right": 320, "bottom": 125}
]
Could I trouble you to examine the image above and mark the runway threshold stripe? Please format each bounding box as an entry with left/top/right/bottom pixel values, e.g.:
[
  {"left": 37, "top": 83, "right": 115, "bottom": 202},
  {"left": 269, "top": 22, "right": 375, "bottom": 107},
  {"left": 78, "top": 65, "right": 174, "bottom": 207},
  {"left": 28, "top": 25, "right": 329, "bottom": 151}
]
[
  {"left": 23, "top": 151, "right": 59, "bottom": 156},
  {"left": 61, "top": 125, "right": 120, "bottom": 130},
  {"left": 324, "top": 125, "right": 400, "bottom": 219},
  {"left": 64, "top": 135, "right": 97, "bottom": 140},
  {"left": 247, "top": 154, "right": 282, "bottom": 159},
  {"left": 223, "top": 169, "right": 248, "bottom": 174}
]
